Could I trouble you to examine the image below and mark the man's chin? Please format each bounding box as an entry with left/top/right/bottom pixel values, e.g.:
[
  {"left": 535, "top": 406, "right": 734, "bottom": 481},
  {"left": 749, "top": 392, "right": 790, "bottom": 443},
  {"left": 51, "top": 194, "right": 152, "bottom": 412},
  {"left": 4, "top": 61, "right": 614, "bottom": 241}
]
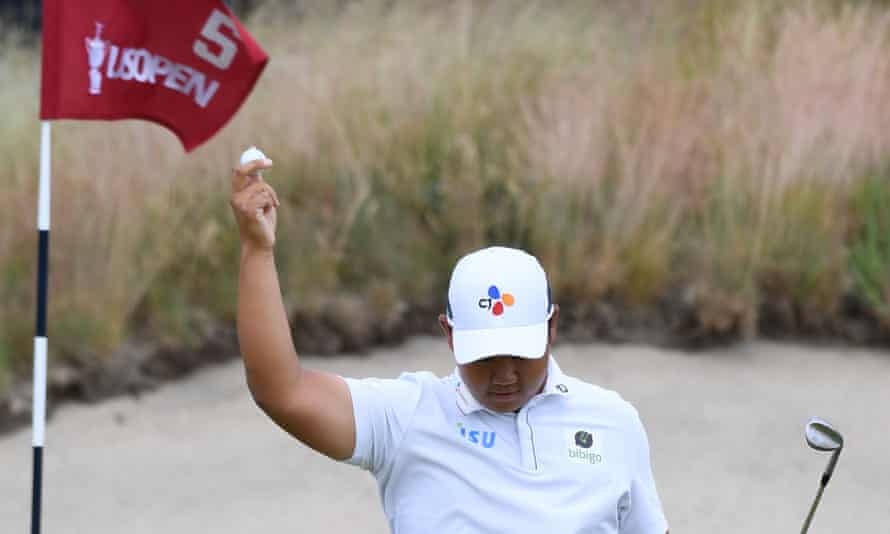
[{"left": 483, "top": 392, "right": 525, "bottom": 412}]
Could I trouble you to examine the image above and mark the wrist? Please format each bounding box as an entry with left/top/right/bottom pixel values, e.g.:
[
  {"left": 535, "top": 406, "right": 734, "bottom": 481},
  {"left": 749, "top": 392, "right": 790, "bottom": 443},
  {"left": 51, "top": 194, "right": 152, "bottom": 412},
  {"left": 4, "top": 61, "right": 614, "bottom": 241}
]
[{"left": 240, "top": 243, "right": 276, "bottom": 262}]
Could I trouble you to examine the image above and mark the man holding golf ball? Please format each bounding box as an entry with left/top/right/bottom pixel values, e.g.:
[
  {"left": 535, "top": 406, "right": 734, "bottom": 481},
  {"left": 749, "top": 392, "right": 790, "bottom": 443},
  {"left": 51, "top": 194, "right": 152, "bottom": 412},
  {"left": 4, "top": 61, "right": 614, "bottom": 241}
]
[{"left": 230, "top": 147, "right": 669, "bottom": 533}]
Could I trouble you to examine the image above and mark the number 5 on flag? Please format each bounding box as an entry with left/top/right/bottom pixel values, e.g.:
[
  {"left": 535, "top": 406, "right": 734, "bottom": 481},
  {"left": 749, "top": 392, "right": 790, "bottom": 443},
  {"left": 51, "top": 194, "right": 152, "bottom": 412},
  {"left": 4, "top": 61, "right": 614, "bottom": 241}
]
[{"left": 194, "top": 9, "right": 241, "bottom": 71}]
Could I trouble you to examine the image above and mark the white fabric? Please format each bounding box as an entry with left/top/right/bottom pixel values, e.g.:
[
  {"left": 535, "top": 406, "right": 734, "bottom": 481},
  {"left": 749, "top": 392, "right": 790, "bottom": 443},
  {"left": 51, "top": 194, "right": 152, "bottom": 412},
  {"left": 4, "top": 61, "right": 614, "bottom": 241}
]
[
  {"left": 447, "top": 247, "right": 552, "bottom": 364},
  {"left": 343, "top": 357, "right": 668, "bottom": 534}
]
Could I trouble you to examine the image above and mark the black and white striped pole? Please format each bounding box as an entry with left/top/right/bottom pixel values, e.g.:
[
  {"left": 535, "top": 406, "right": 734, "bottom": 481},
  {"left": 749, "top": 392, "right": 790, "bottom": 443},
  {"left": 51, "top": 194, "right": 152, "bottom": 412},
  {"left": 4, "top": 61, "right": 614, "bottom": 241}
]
[{"left": 31, "top": 121, "right": 51, "bottom": 534}]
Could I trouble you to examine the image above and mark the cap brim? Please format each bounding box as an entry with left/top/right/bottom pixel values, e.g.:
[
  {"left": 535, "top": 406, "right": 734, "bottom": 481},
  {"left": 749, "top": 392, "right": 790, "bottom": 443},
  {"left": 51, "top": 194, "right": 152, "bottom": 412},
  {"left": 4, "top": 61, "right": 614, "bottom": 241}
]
[{"left": 452, "top": 321, "right": 548, "bottom": 365}]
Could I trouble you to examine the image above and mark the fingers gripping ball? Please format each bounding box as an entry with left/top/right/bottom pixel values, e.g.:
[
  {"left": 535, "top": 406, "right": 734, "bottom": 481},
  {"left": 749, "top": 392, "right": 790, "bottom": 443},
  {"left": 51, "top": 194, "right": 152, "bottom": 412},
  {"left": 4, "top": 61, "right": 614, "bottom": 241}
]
[
  {"left": 240, "top": 146, "right": 267, "bottom": 177},
  {"left": 232, "top": 146, "right": 278, "bottom": 249}
]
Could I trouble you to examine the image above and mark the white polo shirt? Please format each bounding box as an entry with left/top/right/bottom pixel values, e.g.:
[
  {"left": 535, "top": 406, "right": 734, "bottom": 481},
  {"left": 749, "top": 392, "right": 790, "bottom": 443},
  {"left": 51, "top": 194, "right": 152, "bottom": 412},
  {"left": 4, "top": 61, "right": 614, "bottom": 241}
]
[{"left": 343, "top": 356, "right": 668, "bottom": 533}]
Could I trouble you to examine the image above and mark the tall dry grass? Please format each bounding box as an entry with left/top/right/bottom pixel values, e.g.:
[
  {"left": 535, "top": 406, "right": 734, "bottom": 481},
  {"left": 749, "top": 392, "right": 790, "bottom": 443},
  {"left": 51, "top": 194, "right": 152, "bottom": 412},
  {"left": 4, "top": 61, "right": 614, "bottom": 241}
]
[{"left": 3, "top": 0, "right": 890, "bottom": 393}]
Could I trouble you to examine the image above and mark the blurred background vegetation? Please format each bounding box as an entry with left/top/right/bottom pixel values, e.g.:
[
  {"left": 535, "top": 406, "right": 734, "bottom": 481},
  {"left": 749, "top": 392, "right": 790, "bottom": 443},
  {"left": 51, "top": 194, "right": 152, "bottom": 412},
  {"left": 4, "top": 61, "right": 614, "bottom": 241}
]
[{"left": 2, "top": 0, "right": 890, "bottom": 405}]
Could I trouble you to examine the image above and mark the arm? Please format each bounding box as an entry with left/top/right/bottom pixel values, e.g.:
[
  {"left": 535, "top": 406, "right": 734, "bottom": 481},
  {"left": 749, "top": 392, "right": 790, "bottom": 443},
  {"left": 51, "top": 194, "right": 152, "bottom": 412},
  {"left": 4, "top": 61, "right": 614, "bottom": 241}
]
[
  {"left": 618, "top": 405, "right": 669, "bottom": 534},
  {"left": 230, "top": 156, "right": 356, "bottom": 460}
]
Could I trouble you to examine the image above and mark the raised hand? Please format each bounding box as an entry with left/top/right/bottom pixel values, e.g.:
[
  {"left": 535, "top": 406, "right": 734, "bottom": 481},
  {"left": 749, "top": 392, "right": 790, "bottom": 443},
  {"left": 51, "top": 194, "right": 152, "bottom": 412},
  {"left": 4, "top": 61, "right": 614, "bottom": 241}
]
[{"left": 230, "top": 154, "right": 278, "bottom": 252}]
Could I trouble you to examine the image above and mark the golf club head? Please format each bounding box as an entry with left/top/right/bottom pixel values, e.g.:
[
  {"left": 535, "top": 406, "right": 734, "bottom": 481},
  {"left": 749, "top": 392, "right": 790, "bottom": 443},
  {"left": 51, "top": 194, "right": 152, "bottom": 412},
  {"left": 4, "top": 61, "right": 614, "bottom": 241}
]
[
  {"left": 805, "top": 417, "right": 844, "bottom": 486},
  {"left": 805, "top": 417, "right": 843, "bottom": 452}
]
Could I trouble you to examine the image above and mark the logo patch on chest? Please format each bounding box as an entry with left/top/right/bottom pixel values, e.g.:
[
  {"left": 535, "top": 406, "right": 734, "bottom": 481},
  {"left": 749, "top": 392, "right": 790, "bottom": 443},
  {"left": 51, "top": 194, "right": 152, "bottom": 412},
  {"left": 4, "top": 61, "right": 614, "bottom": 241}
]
[
  {"left": 565, "top": 429, "right": 603, "bottom": 465},
  {"left": 458, "top": 423, "right": 496, "bottom": 449}
]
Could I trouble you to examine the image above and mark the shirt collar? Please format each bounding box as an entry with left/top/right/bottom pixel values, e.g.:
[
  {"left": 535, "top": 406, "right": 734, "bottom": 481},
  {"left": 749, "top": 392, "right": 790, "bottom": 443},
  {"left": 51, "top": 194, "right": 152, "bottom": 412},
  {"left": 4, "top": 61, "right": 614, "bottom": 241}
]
[{"left": 454, "top": 355, "right": 570, "bottom": 415}]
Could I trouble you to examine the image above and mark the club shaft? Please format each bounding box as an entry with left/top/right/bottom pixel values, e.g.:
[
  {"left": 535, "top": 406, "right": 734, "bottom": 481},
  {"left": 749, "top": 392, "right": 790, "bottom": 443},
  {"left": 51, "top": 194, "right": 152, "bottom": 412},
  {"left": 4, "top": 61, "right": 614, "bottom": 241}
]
[{"left": 800, "top": 483, "right": 825, "bottom": 534}]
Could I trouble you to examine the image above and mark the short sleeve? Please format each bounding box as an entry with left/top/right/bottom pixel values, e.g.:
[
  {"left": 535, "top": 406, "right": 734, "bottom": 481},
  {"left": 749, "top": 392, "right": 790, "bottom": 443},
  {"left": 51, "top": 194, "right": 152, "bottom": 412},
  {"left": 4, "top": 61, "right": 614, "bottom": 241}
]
[
  {"left": 619, "top": 407, "right": 669, "bottom": 534},
  {"left": 342, "top": 373, "right": 424, "bottom": 474}
]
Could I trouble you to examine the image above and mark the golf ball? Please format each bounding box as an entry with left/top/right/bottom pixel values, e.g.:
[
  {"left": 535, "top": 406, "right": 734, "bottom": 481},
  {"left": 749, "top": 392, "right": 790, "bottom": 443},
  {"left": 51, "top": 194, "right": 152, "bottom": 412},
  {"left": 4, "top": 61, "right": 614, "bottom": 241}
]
[{"left": 240, "top": 146, "right": 267, "bottom": 166}]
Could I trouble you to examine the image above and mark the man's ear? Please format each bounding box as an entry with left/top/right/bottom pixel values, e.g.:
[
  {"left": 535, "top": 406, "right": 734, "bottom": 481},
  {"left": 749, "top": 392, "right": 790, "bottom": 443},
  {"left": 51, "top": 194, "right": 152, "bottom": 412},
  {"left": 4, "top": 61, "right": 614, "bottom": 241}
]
[
  {"left": 547, "top": 304, "right": 560, "bottom": 345},
  {"left": 438, "top": 314, "right": 454, "bottom": 352}
]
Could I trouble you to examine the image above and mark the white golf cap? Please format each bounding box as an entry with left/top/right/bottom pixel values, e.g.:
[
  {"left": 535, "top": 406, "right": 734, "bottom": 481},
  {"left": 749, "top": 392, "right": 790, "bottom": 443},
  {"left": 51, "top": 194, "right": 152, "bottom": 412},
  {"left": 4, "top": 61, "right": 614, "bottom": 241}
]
[{"left": 446, "top": 246, "right": 553, "bottom": 365}]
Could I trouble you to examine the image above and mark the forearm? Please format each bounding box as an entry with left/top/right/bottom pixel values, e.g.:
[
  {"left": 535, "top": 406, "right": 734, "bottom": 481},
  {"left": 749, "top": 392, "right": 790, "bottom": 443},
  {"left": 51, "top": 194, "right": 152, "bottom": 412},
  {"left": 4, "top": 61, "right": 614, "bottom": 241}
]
[{"left": 237, "top": 247, "right": 302, "bottom": 408}]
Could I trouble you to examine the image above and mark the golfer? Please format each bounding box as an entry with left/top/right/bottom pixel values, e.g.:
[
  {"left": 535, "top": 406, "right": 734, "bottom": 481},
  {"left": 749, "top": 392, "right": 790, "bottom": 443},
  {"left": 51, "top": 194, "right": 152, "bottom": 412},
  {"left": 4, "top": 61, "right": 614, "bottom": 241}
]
[{"left": 230, "top": 157, "right": 669, "bottom": 533}]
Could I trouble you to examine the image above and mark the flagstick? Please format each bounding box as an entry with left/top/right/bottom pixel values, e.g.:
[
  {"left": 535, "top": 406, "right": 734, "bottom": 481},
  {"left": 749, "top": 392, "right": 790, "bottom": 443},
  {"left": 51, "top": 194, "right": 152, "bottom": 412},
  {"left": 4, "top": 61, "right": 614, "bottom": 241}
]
[{"left": 31, "top": 120, "right": 51, "bottom": 534}]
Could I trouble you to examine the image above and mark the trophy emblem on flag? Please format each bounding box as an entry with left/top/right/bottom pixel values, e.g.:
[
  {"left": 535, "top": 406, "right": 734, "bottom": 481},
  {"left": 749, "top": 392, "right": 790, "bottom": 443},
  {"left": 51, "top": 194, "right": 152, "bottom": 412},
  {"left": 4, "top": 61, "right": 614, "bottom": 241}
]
[{"left": 84, "top": 22, "right": 106, "bottom": 95}]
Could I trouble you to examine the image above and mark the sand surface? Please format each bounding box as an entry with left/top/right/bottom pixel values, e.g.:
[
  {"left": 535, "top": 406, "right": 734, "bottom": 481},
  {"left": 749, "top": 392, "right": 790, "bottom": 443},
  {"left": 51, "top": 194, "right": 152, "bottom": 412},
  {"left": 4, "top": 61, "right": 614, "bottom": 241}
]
[{"left": 2, "top": 337, "right": 889, "bottom": 533}]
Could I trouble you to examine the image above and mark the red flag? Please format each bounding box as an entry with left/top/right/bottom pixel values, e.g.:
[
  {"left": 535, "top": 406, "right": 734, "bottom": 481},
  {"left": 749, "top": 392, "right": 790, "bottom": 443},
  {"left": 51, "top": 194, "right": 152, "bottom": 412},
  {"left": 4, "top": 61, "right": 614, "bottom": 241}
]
[{"left": 40, "top": 0, "right": 268, "bottom": 152}]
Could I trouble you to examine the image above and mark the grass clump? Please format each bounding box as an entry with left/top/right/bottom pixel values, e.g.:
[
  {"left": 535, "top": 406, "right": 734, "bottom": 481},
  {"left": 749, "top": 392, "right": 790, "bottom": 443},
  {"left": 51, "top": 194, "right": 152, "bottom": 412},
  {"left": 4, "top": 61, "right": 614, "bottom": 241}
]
[{"left": 850, "top": 175, "right": 890, "bottom": 324}]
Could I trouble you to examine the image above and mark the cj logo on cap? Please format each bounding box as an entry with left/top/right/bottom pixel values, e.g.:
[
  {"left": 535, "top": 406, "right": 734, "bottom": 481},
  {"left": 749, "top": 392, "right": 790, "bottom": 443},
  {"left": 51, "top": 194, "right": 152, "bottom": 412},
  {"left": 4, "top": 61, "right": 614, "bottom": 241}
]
[{"left": 478, "top": 285, "right": 515, "bottom": 316}]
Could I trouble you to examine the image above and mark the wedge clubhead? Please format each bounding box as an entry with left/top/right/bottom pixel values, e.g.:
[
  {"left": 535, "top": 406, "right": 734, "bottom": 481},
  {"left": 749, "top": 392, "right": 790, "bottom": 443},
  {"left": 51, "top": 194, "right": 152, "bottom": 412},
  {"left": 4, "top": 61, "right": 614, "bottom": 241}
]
[
  {"left": 801, "top": 417, "right": 844, "bottom": 534},
  {"left": 805, "top": 417, "right": 844, "bottom": 485}
]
